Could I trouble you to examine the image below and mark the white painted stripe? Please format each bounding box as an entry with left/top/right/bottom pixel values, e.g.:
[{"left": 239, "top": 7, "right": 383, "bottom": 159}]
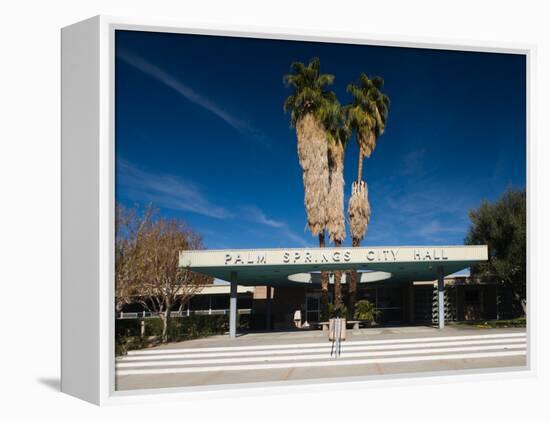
[
  {"left": 116, "top": 350, "right": 526, "bottom": 375},
  {"left": 126, "top": 332, "right": 526, "bottom": 355},
  {"left": 116, "top": 344, "right": 526, "bottom": 368},
  {"left": 118, "top": 338, "right": 526, "bottom": 361}
]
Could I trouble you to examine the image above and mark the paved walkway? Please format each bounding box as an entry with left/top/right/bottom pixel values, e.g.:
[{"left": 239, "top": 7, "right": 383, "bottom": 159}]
[{"left": 115, "top": 326, "right": 526, "bottom": 391}]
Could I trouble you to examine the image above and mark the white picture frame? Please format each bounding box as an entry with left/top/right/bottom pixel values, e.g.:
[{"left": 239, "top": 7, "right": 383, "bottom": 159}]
[{"left": 61, "top": 15, "right": 535, "bottom": 405}]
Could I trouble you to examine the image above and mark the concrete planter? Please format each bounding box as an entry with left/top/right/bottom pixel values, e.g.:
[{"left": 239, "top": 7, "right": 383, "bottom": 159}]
[{"left": 328, "top": 318, "right": 347, "bottom": 341}]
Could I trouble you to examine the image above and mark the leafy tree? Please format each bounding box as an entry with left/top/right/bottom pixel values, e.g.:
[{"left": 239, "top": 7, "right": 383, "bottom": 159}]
[{"left": 465, "top": 188, "right": 526, "bottom": 316}]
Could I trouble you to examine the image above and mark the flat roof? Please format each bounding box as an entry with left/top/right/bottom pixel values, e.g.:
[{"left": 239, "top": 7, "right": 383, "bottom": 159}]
[
  {"left": 180, "top": 245, "right": 488, "bottom": 287},
  {"left": 193, "top": 285, "right": 255, "bottom": 295}
]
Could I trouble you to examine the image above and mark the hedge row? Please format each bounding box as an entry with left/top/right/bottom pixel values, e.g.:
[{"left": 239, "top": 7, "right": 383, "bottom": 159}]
[
  {"left": 451, "top": 316, "right": 526, "bottom": 329},
  {"left": 115, "top": 314, "right": 251, "bottom": 355}
]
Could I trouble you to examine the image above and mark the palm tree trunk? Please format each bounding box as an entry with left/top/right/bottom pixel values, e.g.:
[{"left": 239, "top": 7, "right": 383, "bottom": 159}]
[
  {"left": 334, "top": 240, "right": 343, "bottom": 311},
  {"left": 349, "top": 142, "right": 366, "bottom": 317},
  {"left": 319, "top": 232, "right": 329, "bottom": 321},
  {"left": 357, "top": 147, "right": 364, "bottom": 182},
  {"left": 295, "top": 114, "right": 329, "bottom": 236},
  {"left": 348, "top": 237, "right": 360, "bottom": 318}
]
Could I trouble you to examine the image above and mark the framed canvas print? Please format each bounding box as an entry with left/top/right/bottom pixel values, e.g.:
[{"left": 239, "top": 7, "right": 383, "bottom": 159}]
[{"left": 61, "top": 16, "right": 532, "bottom": 405}]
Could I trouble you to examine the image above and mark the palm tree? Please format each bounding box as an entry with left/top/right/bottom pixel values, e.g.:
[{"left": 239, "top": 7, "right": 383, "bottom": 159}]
[
  {"left": 346, "top": 74, "right": 390, "bottom": 316},
  {"left": 284, "top": 58, "right": 336, "bottom": 320},
  {"left": 325, "top": 101, "right": 350, "bottom": 312},
  {"left": 347, "top": 74, "right": 390, "bottom": 181}
]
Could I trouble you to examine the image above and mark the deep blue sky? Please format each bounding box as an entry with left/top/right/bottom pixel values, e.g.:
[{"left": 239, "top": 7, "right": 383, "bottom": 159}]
[{"left": 115, "top": 30, "right": 526, "bottom": 250}]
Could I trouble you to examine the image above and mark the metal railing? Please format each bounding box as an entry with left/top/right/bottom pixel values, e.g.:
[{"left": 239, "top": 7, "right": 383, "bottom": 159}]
[{"left": 117, "top": 309, "right": 252, "bottom": 319}]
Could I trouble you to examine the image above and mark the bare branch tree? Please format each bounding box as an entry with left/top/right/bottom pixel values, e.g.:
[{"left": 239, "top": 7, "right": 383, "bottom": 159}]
[
  {"left": 115, "top": 204, "right": 141, "bottom": 313},
  {"left": 115, "top": 204, "right": 211, "bottom": 342}
]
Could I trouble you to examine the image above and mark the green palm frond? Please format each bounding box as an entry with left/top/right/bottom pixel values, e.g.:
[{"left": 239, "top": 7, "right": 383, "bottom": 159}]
[
  {"left": 318, "top": 73, "right": 335, "bottom": 88},
  {"left": 346, "top": 73, "right": 390, "bottom": 155},
  {"left": 323, "top": 99, "right": 352, "bottom": 148},
  {"left": 371, "top": 76, "right": 384, "bottom": 89},
  {"left": 283, "top": 58, "right": 336, "bottom": 127}
]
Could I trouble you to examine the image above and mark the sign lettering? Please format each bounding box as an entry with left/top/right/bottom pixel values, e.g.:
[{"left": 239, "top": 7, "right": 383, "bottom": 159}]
[{"left": 223, "top": 248, "right": 452, "bottom": 265}]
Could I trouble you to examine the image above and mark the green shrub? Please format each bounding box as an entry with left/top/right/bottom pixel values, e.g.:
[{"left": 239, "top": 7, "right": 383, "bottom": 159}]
[
  {"left": 116, "top": 318, "right": 142, "bottom": 337},
  {"left": 115, "top": 314, "right": 251, "bottom": 355},
  {"left": 498, "top": 316, "right": 526, "bottom": 327},
  {"left": 115, "top": 335, "right": 128, "bottom": 356},
  {"left": 354, "top": 300, "right": 378, "bottom": 324},
  {"left": 116, "top": 335, "right": 146, "bottom": 356},
  {"left": 169, "top": 315, "right": 229, "bottom": 340},
  {"left": 143, "top": 317, "right": 164, "bottom": 336},
  {"left": 327, "top": 303, "right": 348, "bottom": 319},
  {"left": 451, "top": 317, "right": 526, "bottom": 329}
]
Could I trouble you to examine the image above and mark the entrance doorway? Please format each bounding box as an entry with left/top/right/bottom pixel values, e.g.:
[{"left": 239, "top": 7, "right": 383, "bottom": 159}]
[
  {"left": 305, "top": 292, "right": 321, "bottom": 323},
  {"left": 305, "top": 292, "right": 333, "bottom": 322},
  {"left": 360, "top": 285, "right": 404, "bottom": 324}
]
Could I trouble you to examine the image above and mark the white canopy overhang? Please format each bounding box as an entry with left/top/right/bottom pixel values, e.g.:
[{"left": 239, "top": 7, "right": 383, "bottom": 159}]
[{"left": 179, "top": 245, "right": 488, "bottom": 286}]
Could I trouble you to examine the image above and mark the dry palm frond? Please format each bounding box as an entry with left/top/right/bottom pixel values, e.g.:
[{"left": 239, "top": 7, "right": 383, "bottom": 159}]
[
  {"left": 296, "top": 113, "right": 329, "bottom": 236},
  {"left": 359, "top": 129, "right": 377, "bottom": 159},
  {"left": 348, "top": 180, "right": 371, "bottom": 242},
  {"left": 326, "top": 140, "right": 346, "bottom": 243}
]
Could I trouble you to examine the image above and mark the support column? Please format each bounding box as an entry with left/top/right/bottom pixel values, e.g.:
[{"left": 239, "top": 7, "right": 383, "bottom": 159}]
[
  {"left": 229, "top": 271, "right": 238, "bottom": 338},
  {"left": 437, "top": 267, "right": 445, "bottom": 329},
  {"left": 408, "top": 281, "right": 415, "bottom": 323},
  {"left": 266, "top": 286, "right": 272, "bottom": 330}
]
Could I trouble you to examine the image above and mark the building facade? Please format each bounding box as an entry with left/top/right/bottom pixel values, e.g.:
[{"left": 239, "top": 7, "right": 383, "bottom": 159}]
[{"left": 119, "top": 275, "right": 501, "bottom": 329}]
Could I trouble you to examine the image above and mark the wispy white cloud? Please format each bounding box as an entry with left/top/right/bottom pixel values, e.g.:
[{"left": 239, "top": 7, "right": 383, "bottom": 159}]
[
  {"left": 416, "top": 220, "right": 466, "bottom": 240},
  {"left": 241, "top": 205, "right": 309, "bottom": 246},
  {"left": 118, "top": 49, "right": 268, "bottom": 146},
  {"left": 241, "top": 205, "right": 285, "bottom": 228},
  {"left": 117, "top": 160, "right": 309, "bottom": 246},
  {"left": 117, "top": 159, "right": 232, "bottom": 219},
  {"left": 284, "top": 231, "right": 312, "bottom": 247},
  {"left": 364, "top": 168, "right": 476, "bottom": 245}
]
